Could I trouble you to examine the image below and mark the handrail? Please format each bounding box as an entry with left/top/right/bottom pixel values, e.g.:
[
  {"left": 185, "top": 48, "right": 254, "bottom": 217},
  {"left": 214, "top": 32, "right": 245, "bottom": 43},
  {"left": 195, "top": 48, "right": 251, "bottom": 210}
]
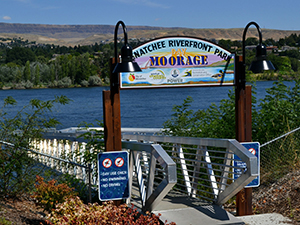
[
  {"left": 122, "top": 141, "right": 177, "bottom": 212},
  {"left": 122, "top": 134, "right": 258, "bottom": 205},
  {"left": 21, "top": 128, "right": 258, "bottom": 210}
]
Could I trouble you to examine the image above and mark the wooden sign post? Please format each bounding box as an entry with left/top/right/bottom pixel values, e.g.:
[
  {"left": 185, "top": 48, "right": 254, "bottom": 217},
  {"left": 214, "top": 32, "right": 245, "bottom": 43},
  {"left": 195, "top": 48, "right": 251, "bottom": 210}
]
[{"left": 235, "top": 55, "right": 253, "bottom": 216}]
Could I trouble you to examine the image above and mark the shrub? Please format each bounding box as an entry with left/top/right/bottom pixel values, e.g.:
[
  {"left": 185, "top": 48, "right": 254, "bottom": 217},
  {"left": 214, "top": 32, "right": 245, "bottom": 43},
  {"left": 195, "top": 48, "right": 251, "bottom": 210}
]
[
  {"left": 46, "top": 197, "right": 176, "bottom": 225},
  {"left": 80, "top": 80, "right": 89, "bottom": 87},
  {"left": 0, "top": 96, "right": 70, "bottom": 199},
  {"left": 57, "top": 77, "right": 72, "bottom": 88},
  {"left": 32, "top": 175, "right": 77, "bottom": 212},
  {"left": 0, "top": 217, "right": 11, "bottom": 225},
  {"left": 24, "top": 80, "right": 33, "bottom": 89},
  {"left": 88, "top": 75, "right": 102, "bottom": 86},
  {"left": 13, "top": 82, "right": 25, "bottom": 89}
]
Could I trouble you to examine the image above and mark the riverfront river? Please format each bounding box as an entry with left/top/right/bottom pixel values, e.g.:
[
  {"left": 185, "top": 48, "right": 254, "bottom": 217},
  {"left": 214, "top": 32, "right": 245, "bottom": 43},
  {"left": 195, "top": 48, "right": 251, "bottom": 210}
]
[{"left": 0, "top": 81, "right": 295, "bottom": 129}]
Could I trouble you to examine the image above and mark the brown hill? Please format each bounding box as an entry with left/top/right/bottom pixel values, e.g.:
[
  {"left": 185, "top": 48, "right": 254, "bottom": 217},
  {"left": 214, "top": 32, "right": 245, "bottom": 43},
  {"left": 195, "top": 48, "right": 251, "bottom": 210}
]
[{"left": 0, "top": 22, "right": 299, "bottom": 46}]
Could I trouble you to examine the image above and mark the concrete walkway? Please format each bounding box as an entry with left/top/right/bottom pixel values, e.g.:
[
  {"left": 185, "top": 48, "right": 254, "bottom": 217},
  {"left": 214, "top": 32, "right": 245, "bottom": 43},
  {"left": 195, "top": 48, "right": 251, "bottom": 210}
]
[
  {"left": 151, "top": 192, "right": 293, "bottom": 225},
  {"left": 152, "top": 193, "right": 244, "bottom": 225},
  {"left": 131, "top": 184, "right": 293, "bottom": 224}
]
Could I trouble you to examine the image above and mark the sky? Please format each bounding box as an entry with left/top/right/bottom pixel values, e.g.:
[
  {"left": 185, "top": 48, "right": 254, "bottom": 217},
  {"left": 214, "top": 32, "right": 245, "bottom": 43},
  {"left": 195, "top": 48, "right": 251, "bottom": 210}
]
[{"left": 1, "top": 0, "right": 300, "bottom": 31}]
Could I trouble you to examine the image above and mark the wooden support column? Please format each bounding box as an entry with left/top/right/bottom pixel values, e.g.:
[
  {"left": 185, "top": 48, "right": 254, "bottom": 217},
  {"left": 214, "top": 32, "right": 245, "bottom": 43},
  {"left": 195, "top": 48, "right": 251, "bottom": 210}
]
[
  {"left": 235, "top": 55, "right": 253, "bottom": 216},
  {"left": 102, "top": 57, "right": 122, "bottom": 206},
  {"left": 103, "top": 57, "right": 122, "bottom": 152}
]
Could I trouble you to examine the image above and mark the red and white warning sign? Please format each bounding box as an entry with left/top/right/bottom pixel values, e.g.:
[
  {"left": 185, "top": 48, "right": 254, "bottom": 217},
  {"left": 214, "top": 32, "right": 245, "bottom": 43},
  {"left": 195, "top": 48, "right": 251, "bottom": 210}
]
[
  {"left": 115, "top": 157, "right": 124, "bottom": 167},
  {"left": 249, "top": 148, "right": 256, "bottom": 155},
  {"left": 102, "top": 158, "right": 112, "bottom": 168}
]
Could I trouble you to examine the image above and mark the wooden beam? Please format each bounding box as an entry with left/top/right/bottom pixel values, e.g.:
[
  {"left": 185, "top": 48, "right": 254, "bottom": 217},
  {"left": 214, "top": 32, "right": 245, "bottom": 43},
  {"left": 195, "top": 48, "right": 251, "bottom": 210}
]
[{"left": 235, "top": 55, "right": 253, "bottom": 216}]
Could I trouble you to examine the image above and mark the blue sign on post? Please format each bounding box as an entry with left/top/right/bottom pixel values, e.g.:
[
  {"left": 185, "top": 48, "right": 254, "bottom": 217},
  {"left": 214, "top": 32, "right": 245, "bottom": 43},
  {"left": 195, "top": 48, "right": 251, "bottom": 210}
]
[
  {"left": 98, "top": 151, "right": 130, "bottom": 201},
  {"left": 234, "top": 142, "right": 260, "bottom": 188}
]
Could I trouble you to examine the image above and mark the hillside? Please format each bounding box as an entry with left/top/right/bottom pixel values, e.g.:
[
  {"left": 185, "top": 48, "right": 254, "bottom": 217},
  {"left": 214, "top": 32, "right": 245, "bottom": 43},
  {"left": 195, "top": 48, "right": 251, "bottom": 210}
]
[{"left": 0, "top": 22, "right": 300, "bottom": 46}]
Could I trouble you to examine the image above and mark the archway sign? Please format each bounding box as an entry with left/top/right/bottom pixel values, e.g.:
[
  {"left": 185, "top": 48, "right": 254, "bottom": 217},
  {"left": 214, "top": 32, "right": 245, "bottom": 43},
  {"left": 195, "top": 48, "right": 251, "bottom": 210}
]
[{"left": 120, "top": 36, "right": 234, "bottom": 89}]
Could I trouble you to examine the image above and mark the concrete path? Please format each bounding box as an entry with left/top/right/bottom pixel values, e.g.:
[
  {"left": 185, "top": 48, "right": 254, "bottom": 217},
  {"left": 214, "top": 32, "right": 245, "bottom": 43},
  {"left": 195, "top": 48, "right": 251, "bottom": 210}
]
[
  {"left": 131, "top": 184, "right": 293, "bottom": 225},
  {"left": 152, "top": 193, "right": 244, "bottom": 225},
  {"left": 151, "top": 192, "right": 293, "bottom": 225}
]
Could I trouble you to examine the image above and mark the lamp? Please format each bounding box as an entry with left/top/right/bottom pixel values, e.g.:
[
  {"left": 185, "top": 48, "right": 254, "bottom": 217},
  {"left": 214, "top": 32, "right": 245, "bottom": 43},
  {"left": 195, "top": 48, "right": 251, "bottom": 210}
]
[
  {"left": 112, "top": 21, "right": 141, "bottom": 86},
  {"left": 235, "top": 21, "right": 274, "bottom": 216},
  {"left": 241, "top": 21, "right": 275, "bottom": 88}
]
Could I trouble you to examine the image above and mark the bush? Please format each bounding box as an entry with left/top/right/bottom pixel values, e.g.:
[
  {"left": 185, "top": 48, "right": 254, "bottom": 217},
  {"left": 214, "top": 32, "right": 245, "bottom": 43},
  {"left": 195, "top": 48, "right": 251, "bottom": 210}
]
[
  {"left": 13, "top": 82, "right": 25, "bottom": 89},
  {"left": 24, "top": 80, "right": 33, "bottom": 89},
  {"left": 32, "top": 176, "right": 77, "bottom": 212},
  {"left": 0, "top": 96, "right": 70, "bottom": 198},
  {"left": 163, "top": 79, "right": 300, "bottom": 143},
  {"left": 46, "top": 197, "right": 176, "bottom": 225},
  {"left": 80, "top": 80, "right": 89, "bottom": 87},
  {"left": 57, "top": 77, "right": 72, "bottom": 88},
  {"left": 88, "top": 75, "right": 102, "bottom": 86}
]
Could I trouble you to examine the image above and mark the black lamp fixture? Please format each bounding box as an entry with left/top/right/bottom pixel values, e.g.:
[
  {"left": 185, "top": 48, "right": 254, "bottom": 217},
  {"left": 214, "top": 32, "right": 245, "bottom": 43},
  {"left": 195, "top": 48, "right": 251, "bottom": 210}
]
[
  {"left": 112, "top": 21, "right": 141, "bottom": 86},
  {"left": 240, "top": 21, "right": 275, "bottom": 88}
]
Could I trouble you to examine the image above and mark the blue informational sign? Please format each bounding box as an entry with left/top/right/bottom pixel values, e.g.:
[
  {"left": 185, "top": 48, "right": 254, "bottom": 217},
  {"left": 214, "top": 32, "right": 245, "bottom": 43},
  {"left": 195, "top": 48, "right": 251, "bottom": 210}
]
[
  {"left": 98, "top": 151, "right": 130, "bottom": 201},
  {"left": 234, "top": 142, "right": 260, "bottom": 188}
]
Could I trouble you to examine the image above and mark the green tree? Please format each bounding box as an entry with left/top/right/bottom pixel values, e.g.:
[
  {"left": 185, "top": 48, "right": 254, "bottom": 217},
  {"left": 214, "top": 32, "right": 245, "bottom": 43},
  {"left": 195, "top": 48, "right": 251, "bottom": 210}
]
[
  {"left": 23, "top": 61, "right": 31, "bottom": 81},
  {"left": 6, "top": 47, "right": 36, "bottom": 66},
  {"left": 35, "top": 64, "right": 40, "bottom": 85},
  {"left": 278, "top": 56, "right": 292, "bottom": 72},
  {"left": 16, "top": 69, "right": 22, "bottom": 83},
  {"left": 163, "top": 80, "right": 300, "bottom": 145},
  {"left": 0, "top": 95, "right": 70, "bottom": 198}
]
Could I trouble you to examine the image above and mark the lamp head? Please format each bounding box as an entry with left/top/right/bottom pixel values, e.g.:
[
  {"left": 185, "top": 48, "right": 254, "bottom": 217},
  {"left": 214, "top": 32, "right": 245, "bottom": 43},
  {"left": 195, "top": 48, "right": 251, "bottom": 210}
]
[
  {"left": 249, "top": 44, "right": 275, "bottom": 73},
  {"left": 113, "top": 44, "right": 142, "bottom": 73}
]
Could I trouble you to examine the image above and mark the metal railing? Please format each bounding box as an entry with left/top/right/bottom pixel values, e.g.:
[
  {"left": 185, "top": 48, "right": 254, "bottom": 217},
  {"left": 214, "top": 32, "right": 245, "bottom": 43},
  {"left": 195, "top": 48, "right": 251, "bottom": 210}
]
[
  {"left": 122, "top": 134, "right": 258, "bottom": 205},
  {"left": 28, "top": 131, "right": 177, "bottom": 212},
  {"left": 122, "top": 141, "right": 177, "bottom": 212},
  {"left": 17, "top": 128, "right": 258, "bottom": 210}
]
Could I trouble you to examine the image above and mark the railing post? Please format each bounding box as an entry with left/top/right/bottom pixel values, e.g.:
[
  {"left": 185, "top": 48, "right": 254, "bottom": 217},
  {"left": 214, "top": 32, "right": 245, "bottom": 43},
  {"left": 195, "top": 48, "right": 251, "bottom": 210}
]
[{"left": 87, "top": 163, "right": 92, "bottom": 203}]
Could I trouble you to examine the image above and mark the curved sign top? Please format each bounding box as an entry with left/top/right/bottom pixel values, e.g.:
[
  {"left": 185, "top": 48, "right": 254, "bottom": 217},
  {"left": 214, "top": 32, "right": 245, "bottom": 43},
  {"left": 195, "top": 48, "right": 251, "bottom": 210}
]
[{"left": 120, "top": 36, "right": 235, "bottom": 89}]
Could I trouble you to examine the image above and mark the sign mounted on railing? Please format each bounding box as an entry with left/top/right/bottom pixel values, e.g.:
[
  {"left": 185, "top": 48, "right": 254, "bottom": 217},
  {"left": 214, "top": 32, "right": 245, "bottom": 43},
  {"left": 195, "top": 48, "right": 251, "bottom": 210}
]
[
  {"left": 120, "top": 36, "right": 234, "bottom": 89},
  {"left": 98, "top": 151, "right": 129, "bottom": 201},
  {"left": 234, "top": 142, "right": 260, "bottom": 188}
]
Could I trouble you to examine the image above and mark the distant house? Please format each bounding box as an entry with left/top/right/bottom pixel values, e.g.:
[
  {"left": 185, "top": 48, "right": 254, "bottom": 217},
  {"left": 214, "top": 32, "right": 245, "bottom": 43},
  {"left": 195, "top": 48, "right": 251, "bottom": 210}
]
[
  {"left": 245, "top": 45, "right": 278, "bottom": 53},
  {"left": 280, "top": 45, "right": 298, "bottom": 51},
  {"left": 267, "top": 46, "right": 278, "bottom": 53},
  {"left": 245, "top": 45, "right": 257, "bottom": 51}
]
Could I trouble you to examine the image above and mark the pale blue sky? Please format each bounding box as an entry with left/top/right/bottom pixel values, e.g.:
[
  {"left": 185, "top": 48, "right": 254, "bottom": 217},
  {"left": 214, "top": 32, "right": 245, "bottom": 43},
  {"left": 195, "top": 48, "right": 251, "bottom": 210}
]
[{"left": 1, "top": 0, "right": 299, "bottom": 30}]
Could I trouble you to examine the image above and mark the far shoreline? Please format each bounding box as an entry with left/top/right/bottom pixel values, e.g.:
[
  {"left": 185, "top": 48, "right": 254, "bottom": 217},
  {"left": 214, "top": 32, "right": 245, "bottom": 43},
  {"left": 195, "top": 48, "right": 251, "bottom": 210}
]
[{"left": 0, "top": 84, "right": 110, "bottom": 91}]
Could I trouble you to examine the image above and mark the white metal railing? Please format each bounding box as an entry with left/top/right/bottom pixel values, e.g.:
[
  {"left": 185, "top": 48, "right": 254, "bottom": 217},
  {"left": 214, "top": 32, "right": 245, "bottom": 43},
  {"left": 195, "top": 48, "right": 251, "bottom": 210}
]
[{"left": 26, "top": 129, "right": 177, "bottom": 212}]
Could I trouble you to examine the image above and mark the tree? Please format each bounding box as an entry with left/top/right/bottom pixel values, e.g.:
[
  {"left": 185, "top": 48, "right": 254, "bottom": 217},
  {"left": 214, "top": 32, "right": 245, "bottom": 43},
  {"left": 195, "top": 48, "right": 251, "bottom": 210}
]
[
  {"left": 35, "top": 64, "right": 40, "bottom": 85},
  {"left": 245, "top": 37, "right": 259, "bottom": 46},
  {"left": 6, "top": 47, "right": 36, "bottom": 66},
  {"left": 163, "top": 80, "right": 300, "bottom": 145},
  {"left": 23, "top": 61, "right": 31, "bottom": 81},
  {"left": 0, "top": 96, "right": 70, "bottom": 198}
]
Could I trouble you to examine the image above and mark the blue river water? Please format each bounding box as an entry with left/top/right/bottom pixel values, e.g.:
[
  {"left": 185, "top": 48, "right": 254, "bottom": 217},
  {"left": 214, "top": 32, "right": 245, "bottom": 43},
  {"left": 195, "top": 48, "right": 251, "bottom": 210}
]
[{"left": 0, "top": 81, "right": 295, "bottom": 129}]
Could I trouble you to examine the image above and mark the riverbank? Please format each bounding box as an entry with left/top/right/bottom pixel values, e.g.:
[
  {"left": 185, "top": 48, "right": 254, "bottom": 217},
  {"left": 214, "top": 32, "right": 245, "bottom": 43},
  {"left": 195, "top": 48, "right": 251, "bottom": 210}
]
[
  {"left": 248, "top": 72, "right": 298, "bottom": 81},
  {"left": 0, "top": 83, "right": 109, "bottom": 90},
  {"left": 1, "top": 72, "right": 298, "bottom": 91}
]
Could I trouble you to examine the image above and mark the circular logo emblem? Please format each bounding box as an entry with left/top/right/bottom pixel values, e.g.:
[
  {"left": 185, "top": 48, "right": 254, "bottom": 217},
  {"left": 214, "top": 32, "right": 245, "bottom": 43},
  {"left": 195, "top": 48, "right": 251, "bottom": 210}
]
[
  {"left": 171, "top": 69, "right": 180, "bottom": 78},
  {"left": 128, "top": 74, "right": 135, "bottom": 82}
]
